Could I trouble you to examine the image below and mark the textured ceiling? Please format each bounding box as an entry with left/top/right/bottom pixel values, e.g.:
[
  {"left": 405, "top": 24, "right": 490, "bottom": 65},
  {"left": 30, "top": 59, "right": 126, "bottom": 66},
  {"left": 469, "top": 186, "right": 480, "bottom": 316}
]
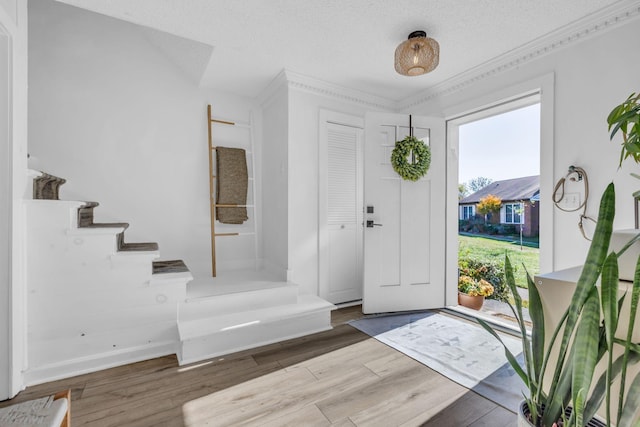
[{"left": 56, "top": 0, "right": 634, "bottom": 102}]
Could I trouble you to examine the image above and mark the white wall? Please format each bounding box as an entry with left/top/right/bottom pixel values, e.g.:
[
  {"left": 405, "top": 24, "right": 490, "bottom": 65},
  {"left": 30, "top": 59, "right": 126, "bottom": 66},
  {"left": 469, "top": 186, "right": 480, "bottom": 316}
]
[
  {"left": 28, "top": 0, "right": 261, "bottom": 278},
  {"left": 261, "top": 85, "right": 289, "bottom": 279},
  {"left": 412, "top": 18, "right": 640, "bottom": 272},
  {"left": 0, "top": 0, "right": 28, "bottom": 400},
  {"left": 287, "top": 87, "right": 390, "bottom": 295}
]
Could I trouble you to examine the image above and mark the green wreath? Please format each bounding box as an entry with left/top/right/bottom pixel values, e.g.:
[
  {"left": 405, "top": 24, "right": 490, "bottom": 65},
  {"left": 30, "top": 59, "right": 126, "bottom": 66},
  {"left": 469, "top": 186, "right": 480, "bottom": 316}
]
[{"left": 391, "top": 136, "right": 431, "bottom": 181}]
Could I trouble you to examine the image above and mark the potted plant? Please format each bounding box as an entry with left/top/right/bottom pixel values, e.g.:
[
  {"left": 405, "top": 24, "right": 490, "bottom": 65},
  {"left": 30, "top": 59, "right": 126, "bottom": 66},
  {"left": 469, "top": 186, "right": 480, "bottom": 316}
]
[
  {"left": 608, "top": 92, "right": 640, "bottom": 170},
  {"left": 458, "top": 275, "right": 494, "bottom": 310},
  {"left": 477, "top": 92, "right": 640, "bottom": 427},
  {"left": 481, "top": 185, "right": 640, "bottom": 426}
]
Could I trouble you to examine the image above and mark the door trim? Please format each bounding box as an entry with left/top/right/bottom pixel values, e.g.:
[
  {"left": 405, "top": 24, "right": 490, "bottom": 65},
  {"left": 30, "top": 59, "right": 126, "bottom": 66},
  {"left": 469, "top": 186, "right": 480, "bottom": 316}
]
[
  {"left": 444, "top": 73, "right": 555, "bottom": 297},
  {"left": 0, "top": 19, "right": 13, "bottom": 399}
]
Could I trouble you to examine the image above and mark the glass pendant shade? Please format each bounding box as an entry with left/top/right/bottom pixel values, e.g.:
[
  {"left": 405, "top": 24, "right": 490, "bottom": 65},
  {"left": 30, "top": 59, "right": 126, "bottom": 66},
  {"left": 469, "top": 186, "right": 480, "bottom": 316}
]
[{"left": 394, "top": 30, "right": 439, "bottom": 76}]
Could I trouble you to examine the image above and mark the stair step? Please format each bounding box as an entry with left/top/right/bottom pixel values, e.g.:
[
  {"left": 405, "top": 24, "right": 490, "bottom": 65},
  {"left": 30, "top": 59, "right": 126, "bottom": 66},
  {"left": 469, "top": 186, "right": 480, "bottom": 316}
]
[
  {"left": 179, "top": 295, "right": 334, "bottom": 339},
  {"left": 77, "top": 201, "right": 131, "bottom": 230},
  {"left": 77, "top": 201, "right": 98, "bottom": 227},
  {"left": 117, "top": 232, "right": 159, "bottom": 252},
  {"left": 81, "top": 222, "right": 130, "bottom": 229},
  {"left": 153, "top": 260, "right": 189, "bottom": 275},
  {"left": 180, "top": 279, "right": 298, "bottom": 322},
  {"left": 119, "top": 242, "right": 160, "bottom": 251},
  {"left": 178, "top": 295, "right": 335, "bottom": 364},
  {"left": 149, "top": 259, "right": 193, "bottom": 286},
  {"left": 32, "top": 171, "right": 66, "bottom": 200}
]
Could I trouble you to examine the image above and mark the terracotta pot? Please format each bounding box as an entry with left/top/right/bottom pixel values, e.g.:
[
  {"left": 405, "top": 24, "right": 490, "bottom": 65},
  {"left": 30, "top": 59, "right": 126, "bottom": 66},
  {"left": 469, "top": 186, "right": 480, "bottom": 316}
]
[
  {"left": 517, "top": 400, "right": 606, "bottom": 427},
  {"left": 457, "top": 292, "right": 484, "bottom": 310}
]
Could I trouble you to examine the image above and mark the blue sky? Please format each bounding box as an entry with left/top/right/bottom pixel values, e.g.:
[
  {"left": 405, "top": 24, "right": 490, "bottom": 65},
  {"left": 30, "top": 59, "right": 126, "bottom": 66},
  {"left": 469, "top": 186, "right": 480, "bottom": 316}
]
[{"left": 458, "top": 103, "right": 540, "bottom": 185}]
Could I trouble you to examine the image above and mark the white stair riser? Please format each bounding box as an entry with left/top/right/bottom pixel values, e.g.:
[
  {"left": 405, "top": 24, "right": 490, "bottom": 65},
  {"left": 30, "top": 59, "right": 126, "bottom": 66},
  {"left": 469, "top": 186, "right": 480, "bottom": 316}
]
[
  {"left": 179, "top": 285, "right": 298, "bottom": 321},
  {"left": 26, "top": 200, "right": 84, "bottom": 227},
  {"left": 31, "top": 229, "right": 119, "bottom": 255},
  {"left": 179, "top": 310, "right": 332, "bottom": 365},
  {"left": 28, "top": 265, "right": 154, "bottom": 290}
]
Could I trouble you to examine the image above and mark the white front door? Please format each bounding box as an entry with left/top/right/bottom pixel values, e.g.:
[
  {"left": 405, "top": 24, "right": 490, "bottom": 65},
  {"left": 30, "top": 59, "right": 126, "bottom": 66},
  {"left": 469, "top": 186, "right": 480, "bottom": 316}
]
[{"left": 362, "top": 112, "right": 446, "bottom": 314}]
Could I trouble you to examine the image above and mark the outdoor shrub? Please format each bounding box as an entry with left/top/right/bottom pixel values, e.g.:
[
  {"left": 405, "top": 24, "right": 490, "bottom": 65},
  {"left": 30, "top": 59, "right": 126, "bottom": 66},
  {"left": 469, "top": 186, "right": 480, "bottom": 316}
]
[
  {"left": 496, "top": 224, "right": 517, "bottom": 235},
  {"left": 458, "top": 257, "right": 509, "bottom": 302}
]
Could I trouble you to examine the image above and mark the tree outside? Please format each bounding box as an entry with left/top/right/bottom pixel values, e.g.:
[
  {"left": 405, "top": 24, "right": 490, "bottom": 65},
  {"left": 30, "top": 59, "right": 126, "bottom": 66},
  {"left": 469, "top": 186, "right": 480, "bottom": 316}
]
[
  {"left": 476, "top": 194, "right": 501, "bottom": 222},
  {"left": 466, "top": 176, "right": 493, "bottom": 193}
]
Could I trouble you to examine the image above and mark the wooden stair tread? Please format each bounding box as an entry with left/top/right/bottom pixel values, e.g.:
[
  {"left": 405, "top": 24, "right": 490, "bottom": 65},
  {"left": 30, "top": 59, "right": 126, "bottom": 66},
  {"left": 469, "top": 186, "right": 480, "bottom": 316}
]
[
  {"left": 118, "top": 242, "right": 159, "bottom": 252},
  {"left": 153, "top": 260, "right": 189, "bottom": 275},
  {"left": 81, "top": 222, "right": 130, "bottom": 229},
  {"left": 33, "top": 172, "right": 67, "bottom": 200}
]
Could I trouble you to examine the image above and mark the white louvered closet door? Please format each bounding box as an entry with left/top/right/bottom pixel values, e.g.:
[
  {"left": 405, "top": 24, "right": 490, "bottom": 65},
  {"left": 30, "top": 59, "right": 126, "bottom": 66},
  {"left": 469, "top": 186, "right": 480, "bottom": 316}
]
[{"left": 319, "top": 117, "right": 363, "bottom": 304}]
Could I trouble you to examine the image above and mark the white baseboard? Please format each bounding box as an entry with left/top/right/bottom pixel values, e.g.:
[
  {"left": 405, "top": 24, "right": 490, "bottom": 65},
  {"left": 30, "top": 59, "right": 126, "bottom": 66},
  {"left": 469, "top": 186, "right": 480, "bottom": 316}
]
[{"left": 24, "top": 340, "right": 178, "bottom": 386}]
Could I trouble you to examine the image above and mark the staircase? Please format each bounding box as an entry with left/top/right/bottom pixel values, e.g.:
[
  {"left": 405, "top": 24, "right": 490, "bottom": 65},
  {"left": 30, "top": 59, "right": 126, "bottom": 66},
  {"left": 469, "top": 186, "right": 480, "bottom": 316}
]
[
  {"left": 25, "top": 170, "right": 193, "bottom": 384},
  {"left": 24, "top": 170, "right": 335, "bottom": 383}
]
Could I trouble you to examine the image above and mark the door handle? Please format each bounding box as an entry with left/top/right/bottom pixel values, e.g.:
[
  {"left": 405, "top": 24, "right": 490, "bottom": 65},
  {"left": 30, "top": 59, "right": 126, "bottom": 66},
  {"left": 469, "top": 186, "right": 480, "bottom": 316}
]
[{"left": 366, "top": 220, "right": 383, "bottom": 228}]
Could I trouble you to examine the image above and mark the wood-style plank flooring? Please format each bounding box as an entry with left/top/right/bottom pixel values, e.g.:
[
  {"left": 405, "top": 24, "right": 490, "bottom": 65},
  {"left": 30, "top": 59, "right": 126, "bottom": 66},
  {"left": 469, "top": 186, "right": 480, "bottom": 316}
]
[{"left": 1, "top": 306, "right": 516, "bottom": 426}]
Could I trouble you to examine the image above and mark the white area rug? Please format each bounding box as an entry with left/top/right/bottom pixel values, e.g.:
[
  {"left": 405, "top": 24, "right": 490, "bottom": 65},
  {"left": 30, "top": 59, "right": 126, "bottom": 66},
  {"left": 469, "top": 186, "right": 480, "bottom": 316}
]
[{"left": 349, "top": 311, "right": 525, "bottom": 411}]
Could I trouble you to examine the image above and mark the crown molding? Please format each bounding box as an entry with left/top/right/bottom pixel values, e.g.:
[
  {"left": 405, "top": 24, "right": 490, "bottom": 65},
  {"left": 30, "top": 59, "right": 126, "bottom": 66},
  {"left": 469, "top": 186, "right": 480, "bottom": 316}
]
[
  {"left": 398, "top": 0, "right": 640, "bottom": 111},
  {"left": 257, "top": 69, "right": 289, "bottom": 108},
  {"left": 283, "top": 70, "right": 396, "bottom": 110},
  {"left": 258, "top": 69, "right": 396, "bottom": 111}
]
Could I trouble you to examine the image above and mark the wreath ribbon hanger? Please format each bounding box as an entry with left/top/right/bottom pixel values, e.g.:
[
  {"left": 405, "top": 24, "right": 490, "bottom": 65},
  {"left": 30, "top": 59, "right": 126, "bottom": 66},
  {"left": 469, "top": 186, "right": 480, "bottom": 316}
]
[{"left": 409, "top": 114, "right": 415, "bottom": 163}]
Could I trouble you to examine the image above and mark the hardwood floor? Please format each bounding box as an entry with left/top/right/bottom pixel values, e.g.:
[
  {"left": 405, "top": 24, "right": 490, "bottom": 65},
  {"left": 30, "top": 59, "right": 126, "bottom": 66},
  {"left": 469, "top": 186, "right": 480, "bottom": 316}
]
[{"left": 1, "top": 306, "right": 516, "bottom": 426}]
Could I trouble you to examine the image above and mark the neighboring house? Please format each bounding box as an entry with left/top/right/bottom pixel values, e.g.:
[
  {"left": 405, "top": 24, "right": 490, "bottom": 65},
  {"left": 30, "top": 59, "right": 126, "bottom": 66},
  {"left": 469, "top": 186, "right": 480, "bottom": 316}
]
[{"left": 459, "top": 175, "right": 540, "bottom": 237}]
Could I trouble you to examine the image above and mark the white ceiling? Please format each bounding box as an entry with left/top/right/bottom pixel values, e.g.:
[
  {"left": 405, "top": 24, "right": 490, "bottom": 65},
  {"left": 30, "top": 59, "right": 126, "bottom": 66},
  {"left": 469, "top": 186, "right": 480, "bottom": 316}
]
[{"left": 56, "top": 0, "right": 634, "bottom": 102}]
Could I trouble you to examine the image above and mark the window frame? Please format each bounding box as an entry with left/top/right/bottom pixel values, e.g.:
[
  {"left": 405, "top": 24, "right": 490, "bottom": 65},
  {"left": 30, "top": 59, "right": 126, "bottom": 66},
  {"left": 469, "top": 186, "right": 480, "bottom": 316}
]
[{"left": 504, "top": 202, "right": 523, "bottom": 224}]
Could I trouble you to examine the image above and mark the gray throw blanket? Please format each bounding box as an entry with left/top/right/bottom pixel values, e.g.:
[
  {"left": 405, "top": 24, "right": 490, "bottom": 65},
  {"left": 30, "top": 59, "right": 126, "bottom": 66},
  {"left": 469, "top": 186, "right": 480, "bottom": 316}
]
[{"left": 216, "top": 147, "right": 249, "bottom": 224}]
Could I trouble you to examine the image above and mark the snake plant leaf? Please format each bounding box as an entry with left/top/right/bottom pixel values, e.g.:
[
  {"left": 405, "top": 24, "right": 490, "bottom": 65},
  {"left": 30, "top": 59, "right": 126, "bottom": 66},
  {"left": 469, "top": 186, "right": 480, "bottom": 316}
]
[
  {"left": 527, "top": 271, "right": 545, "bottom": 381},
  {"left": 572, "top": 289, "right": 601, "bottom": 427},
  {"left": 544, "top": 327, "right": 607, "bottom": 426},
  {"left": 477, "top": 318, "right": 529, "bottom": 387},
  {"left": 575, "top": 388, "right": 586, "bottom": 427},
  {"left": 601, "top": 252, "right": 619, "bottom": 346},
  {"left": 505, "top": 257, "right": 534, "bottom": 377},
  {"left": 615, "top": 338, "right": 640, "bottom": 354},
  {"left": 615, "top": 232, "right": 640, "bottom": 257},
  {"left": 618, "top": 253, "right": 640, "bottom": 424},
  {"left": 543, "top": 348, "right": 575, "bottom": 427},
  {"left": 601, "top": 252, "right": 619, "bottom": 423},
  {"left": 586, "top": 352, "right": 640, "bottom": 423},
  {"left": 547, "top": 183, "right": 614, "bottom": 407},
  {"left": 619, "top": 372, "right": 640, "bottom": 427}
]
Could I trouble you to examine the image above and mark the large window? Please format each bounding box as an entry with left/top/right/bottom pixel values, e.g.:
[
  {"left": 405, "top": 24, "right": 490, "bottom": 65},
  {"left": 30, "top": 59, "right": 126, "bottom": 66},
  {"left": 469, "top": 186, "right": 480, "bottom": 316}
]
[
  {"left": 461, "top": 205, "right": 475, "bottom": 220},
  {"left": 504, "top": 203, "right": 523, "bottom": 224}
]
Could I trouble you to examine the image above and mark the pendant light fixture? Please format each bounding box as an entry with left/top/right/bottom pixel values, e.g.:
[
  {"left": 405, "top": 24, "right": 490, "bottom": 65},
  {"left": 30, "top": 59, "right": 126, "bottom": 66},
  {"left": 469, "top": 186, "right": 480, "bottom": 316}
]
[{"left": 394, "top": 30, "right": 439, "bottom": 76}]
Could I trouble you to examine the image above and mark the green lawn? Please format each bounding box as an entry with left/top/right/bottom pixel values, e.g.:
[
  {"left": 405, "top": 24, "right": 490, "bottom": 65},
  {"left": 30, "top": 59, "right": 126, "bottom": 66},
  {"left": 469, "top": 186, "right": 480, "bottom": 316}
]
[{"left": 458, "top": 234, "right": 539, "bottom": 288}]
